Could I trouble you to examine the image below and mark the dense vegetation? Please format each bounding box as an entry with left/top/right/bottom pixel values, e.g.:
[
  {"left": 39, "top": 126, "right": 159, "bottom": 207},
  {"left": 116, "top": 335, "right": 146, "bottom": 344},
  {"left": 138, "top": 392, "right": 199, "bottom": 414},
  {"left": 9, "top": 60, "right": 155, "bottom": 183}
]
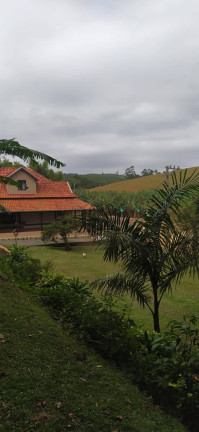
[
  {"left": 124, "top": 164, "right": 160, "bottom": 179},
  {"left": 77, "top": 189, "right": 153, "bottom": 212},
  {"left": 81, "top": 170, "right": 199, "bottom": 333},
  {"left": 29, "top": 161, "right": 126, "bottom": 188},
  {"left": 30, "top": 244, "right": 199, "bottom": 329},
  {"left": 1, "top": 144, "right": 199, "bottom": 430},
  {"left": 63, "top": 172, "right": 126, "bottom": 190},
  {"left": 0, "top": 277, "right": 186, "bottom": 432},
  {"left": 0, "top": 245, "right": 198, "bottom": 431}
]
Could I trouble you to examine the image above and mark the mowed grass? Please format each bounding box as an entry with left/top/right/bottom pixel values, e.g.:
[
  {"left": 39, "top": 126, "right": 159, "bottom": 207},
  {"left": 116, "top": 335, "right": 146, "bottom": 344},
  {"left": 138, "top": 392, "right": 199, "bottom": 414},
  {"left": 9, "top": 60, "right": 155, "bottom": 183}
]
[
  {"left": 0, "top": 280, "right": 187, "bottom": 432},
  {"left": 91, "top": 166, "right": 199, "bottom": 193},
  {"left": 31, "top": 244, "right": 199, "bottom": 330}
]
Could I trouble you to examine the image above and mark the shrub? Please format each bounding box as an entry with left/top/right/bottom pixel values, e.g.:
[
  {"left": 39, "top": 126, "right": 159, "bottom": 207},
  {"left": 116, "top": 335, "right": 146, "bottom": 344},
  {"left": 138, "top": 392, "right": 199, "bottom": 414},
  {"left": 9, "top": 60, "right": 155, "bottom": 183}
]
[
  {"left": 34, "top": 269, "right": 199, "bottom": 430},
  {"left": 0, "top": 246, "right": 53, "bottom": 288},
  {"left": 7, "top": 245, "right": 31, "bottom": 263},
  {"left": 137, "top": 316, "right": 199, "bottom": 430},
  {"left": 34, "top": 270, "right": 141, "bottom": 363},
  {"left": 41, "top": 215, "right": 78, "bottom": 250},
  {"left": 3, "top": 254, "right": 198, "bottom": 431}
]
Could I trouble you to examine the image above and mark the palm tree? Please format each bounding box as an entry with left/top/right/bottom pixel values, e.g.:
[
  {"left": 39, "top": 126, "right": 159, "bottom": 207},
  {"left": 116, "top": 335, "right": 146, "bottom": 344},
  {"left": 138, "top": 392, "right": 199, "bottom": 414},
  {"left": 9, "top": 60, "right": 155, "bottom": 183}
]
[{"left": 82, "top": 170, "right": 199, "bottom": 332}]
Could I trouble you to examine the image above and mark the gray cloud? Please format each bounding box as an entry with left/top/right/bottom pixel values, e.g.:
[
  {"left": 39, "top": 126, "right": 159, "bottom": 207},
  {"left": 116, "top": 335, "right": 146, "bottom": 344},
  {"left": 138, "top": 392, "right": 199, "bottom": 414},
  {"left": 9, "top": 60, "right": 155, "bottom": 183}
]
[{"left": 0, "top": 0, "right": 199, "bottom": 174}]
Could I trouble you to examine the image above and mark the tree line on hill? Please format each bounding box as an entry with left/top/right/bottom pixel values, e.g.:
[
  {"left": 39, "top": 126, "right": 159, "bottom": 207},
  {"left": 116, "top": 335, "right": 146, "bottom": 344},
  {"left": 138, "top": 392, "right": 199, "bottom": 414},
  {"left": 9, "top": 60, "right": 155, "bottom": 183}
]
[
  {"left": 124, "top": 165, "right": 160, "bottom": 179},
  {"left": 2, "top": 156, "right": 197, "bottom": 225},
  {"left": 0, "top": 157, "right": 161, "bottom": 189}
]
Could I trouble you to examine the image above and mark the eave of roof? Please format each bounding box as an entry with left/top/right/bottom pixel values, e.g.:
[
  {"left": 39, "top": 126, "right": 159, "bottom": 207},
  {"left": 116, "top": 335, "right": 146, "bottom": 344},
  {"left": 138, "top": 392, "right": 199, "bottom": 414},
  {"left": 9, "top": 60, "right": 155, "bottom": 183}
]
[
  {"left": 7, "top": 167, "right": 38, "bottom": 180},
  {"left": 0, "top": 198, "right": 93, "bottom": 212}
]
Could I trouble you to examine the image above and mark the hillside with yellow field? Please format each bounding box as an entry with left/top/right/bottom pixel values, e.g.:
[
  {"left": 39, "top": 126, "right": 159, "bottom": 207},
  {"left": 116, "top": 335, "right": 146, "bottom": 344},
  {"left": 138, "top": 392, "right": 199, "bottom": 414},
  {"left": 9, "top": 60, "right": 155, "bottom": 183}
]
[{"left": 91, "top": 166, "right": 199, "bottom": 193}]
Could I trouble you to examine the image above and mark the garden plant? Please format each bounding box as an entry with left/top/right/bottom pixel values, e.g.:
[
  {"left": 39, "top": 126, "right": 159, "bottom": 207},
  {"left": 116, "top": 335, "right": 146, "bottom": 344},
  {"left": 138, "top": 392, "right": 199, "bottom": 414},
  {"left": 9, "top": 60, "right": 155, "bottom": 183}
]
[{"left": 81, "top": 169, "right": 199, "bottom": 332}]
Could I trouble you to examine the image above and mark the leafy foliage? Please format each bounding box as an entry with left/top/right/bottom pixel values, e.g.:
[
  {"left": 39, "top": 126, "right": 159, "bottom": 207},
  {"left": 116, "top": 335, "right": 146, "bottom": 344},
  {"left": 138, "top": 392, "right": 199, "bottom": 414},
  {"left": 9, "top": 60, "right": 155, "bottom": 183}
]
[
  {"left": 34, "top": 267, "right": 199, "bottom": 430},
  {"left": 34, "top": 269, "right": 140, "bottom": 362},
  {"left": 41, "top": 215, "right": 78, "bottom": 250},
  {"left": 29, "top": 160, "right": 64, "bottom": 181},
  {"left": 0, "top": 246, "right": 49, "bottom": 288},
  {"left": 0, "top": 138, "right": 64, "bottom": 193},
  {"left": 0, "top": 280, "right": 186, "bottom": 432},
  {"left": 0, "top": 157, "right": 22, "bottom": 168},
  {"left": 124, "top": 165, "right": 139, "bottom": 179},
  {"left": 77, "top": 189, "right": 153, "bottom": 212},
  {"left": 138, "top": 316, "right": 199, "bottom": 431},
  {"left": 141, "top": 168, "right": 160, "bottom": 176},
  {"left": 63, "top": 172, "right": 126, "bottom": 189},
  {"left": 81, "top": 169, "right": 199, "bottom": 332},
  {"left": 0, "top": 138, "right": 64, "bottom": 168},
  {"left": 7, "top": 245, "right": 32, "bottom": 263},
  {"left": 177, "top": 194, "right": 199, "bottom": 231},
  {"left": 1, "top": 244, "right": 198, "bottom": 430}
]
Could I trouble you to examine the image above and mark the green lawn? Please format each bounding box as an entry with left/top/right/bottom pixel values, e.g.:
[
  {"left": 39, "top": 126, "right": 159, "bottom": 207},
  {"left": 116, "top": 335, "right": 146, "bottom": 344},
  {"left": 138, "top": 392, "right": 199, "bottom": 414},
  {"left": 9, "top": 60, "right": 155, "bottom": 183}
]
[
  {"left": 31, "top": 244, "right": 199, "bottom": 330},
  {"left": 0, "top": 280, "right": 186, "bottom": 432}
]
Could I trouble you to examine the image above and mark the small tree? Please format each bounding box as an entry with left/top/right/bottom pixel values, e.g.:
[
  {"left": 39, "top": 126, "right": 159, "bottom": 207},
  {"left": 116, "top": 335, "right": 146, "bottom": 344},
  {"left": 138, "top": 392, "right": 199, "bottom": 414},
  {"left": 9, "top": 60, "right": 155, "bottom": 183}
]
[
  {"left": 41, "top": 215, "right": 78, "bottom": 250},
  {"left": 81, "top": 170, "right": 199, "bottom": 332},
  {"left": 124, "top": 165, "right": 139, "bottom": 179},
  {"left": 141, "top": 168, "right": 154, "bottom": 176}
]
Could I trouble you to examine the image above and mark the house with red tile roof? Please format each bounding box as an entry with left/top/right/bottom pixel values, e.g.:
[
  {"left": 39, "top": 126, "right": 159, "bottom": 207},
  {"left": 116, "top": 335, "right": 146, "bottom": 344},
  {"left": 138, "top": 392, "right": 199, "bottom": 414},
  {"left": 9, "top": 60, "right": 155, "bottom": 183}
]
[{"left": 0, "top": 167, "right": 93, "bottom": 232}]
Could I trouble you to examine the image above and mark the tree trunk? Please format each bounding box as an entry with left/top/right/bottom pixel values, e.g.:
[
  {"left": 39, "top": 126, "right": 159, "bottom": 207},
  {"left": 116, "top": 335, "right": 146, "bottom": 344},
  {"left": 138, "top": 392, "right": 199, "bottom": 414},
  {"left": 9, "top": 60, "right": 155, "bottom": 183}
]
[
  {"left": 63, "top": 235, "right": 71, "bottom": 251},
  {"left": 153, "top": 309, "right": 160, "bottom": 333},
  {"left": 153, "top": 285, "right": 160, "bottom": 332}
]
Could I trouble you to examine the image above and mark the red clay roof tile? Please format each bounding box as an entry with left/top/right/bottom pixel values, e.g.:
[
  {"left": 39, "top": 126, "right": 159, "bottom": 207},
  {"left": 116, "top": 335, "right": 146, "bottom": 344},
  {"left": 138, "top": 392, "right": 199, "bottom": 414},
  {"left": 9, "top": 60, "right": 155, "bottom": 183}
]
[
  {"left": 0, "top": 198, "right": 92, "bottom": 212},
  {"left": 0, "top": 167, "right": 93, "bottom": 212}
]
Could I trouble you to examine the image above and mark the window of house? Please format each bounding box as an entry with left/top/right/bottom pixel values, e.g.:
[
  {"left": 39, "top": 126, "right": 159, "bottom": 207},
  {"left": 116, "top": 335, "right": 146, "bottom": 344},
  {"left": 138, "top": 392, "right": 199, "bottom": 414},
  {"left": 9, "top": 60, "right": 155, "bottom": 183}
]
[{"left": 18, "top": 180, "right": 26, "bottom": 191}]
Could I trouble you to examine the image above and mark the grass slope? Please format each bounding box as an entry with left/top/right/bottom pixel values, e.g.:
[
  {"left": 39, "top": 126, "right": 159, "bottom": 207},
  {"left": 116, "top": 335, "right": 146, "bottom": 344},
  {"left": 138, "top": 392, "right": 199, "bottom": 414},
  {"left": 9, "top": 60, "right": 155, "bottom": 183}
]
[
  {"left": 91, "top": 167, "right": 199, "bottom": 193},
  {"left": 0, "top": 280, "right": 186, "bottom": 432},
  {"left": 30, "top": 245, "right": 199, "bottom": 330}
]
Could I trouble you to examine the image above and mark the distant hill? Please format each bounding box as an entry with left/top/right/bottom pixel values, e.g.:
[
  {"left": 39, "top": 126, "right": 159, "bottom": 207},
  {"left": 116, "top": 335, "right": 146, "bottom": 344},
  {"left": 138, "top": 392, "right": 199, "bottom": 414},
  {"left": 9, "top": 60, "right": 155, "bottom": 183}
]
[
  {"left": 91, "top": 167, "right": 199, "bottom": 193},
  {"left": 63, "top": 173, "right": 125, "bottom": 190}
]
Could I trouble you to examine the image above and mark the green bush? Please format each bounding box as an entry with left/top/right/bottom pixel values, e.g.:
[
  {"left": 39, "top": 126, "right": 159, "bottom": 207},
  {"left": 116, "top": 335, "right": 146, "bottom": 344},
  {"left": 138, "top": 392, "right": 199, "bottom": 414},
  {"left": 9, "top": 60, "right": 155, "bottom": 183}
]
[
  {"left": 137, "top": 316, "right": 199, "bottom": 430},
  {"left": 7, "top": 245, "right": 32, "bottom": 263},
  {"left": 2, "top": 252, "right": 198, "bottom": 430},
  {"left": 0, "top": 246, "right": 52, "bottom": 288},
  {"left": 34, "top": 269, "right": 199, "bottom": 430},
  {"left": 34, "top": 270, "right": 140, "bottom": 362}
]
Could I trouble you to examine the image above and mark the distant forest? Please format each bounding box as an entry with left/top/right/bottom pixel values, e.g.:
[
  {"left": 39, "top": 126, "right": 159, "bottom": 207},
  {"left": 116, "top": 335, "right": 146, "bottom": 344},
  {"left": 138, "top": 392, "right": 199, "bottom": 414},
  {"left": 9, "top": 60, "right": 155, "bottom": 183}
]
[{"left": 0, "top": 158, "right": 160, "bottom": 190}]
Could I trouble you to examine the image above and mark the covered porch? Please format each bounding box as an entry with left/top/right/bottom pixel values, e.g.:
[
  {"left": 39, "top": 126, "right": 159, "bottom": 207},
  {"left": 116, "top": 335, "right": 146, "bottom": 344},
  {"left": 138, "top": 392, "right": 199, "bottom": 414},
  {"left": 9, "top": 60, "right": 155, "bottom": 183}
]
[{"left": 0, "top": 210, "right": 88, "bottom": 233}]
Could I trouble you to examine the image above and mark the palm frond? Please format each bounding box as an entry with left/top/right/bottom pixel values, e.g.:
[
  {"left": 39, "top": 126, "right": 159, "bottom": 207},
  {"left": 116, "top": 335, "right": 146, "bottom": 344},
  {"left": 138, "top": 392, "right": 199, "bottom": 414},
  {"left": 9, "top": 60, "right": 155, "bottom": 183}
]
[
  {"left": 80, "top": 207, "right": 133, "bottom": 237},
  {"left": 91, "top": 273, "right": 150, "bottom": 306},
  {"left": 0, "top": 204, "right": 10, "bottom": 213},
  {"left": 0, "top": 176, "right": 23, "bottom": 186},
  {"left": 0, "top": 139, "right": 65, "bottom": 168}
]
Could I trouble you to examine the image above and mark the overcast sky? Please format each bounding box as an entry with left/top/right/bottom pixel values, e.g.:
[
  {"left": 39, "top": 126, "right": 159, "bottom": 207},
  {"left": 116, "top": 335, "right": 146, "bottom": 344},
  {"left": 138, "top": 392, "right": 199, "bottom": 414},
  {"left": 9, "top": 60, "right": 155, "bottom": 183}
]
[{"left": 0, "top": 0, "right": 199, "bottom": 174}]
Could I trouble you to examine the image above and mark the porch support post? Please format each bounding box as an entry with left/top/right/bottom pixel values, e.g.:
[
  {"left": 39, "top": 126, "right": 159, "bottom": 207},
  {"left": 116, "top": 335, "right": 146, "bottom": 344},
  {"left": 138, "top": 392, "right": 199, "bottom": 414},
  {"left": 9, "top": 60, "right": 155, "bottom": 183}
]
[{"left": 16, "top": 213, "right": 20, "bottom": 231}]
